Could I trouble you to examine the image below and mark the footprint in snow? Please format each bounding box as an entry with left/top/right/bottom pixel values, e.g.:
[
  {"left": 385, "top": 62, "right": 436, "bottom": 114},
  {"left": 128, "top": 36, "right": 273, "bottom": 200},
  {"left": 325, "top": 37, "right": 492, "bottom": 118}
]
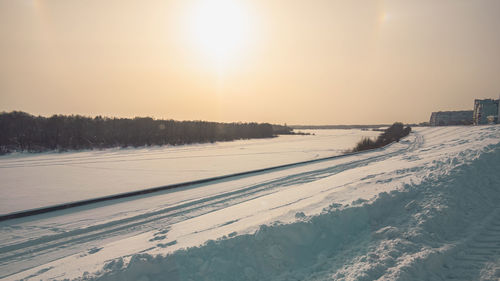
[
  {"left": 149, "top": 235, "right": 166, "bottom": 242},
  {"left": 88, "top": 247, "right": 102, "bottom": 254},
  {"left": 220, "top": 219, "right": 239, "bottom": 226},
  {"left": 157, "top": 240, "right": 177, "bottom": 248},
  {"left": 154, "top": 228, "right": 170, "bottom": 236}
]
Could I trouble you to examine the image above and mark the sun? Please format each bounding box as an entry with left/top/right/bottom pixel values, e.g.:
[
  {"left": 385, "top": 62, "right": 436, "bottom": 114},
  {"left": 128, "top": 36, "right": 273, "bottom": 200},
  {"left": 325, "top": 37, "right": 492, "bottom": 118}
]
[{"left": 187, "top": 0, "right": 252, "bottom": 66}]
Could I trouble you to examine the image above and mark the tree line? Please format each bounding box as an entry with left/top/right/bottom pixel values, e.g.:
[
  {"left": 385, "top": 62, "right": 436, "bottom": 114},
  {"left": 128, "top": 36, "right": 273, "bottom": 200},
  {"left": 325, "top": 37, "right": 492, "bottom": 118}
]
[{"left": 0, "top": 111, "right": 293, "bottom": 154}]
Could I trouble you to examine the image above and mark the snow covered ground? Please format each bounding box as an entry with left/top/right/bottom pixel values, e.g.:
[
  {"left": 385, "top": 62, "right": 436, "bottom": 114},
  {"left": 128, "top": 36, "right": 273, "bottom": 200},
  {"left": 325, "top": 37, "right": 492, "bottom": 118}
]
[
  {"left": 0, "top": 129, "right": 379, "bottom": 215},
  {"left": 1, "top": 126, "right": 499, "bottom": 281}
]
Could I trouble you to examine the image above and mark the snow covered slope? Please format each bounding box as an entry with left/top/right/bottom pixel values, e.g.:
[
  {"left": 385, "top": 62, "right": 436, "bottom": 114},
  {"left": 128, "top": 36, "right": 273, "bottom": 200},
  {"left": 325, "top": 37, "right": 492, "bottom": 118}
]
[{"left": 1, "top": 126, "right": 499, "bottom": 281}]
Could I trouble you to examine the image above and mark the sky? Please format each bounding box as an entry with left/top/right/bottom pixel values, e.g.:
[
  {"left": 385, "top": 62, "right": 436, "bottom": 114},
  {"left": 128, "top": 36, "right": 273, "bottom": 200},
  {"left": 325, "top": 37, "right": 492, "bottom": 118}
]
[{"left": 1, "top": 0, "right": 500, "bottom": 125}]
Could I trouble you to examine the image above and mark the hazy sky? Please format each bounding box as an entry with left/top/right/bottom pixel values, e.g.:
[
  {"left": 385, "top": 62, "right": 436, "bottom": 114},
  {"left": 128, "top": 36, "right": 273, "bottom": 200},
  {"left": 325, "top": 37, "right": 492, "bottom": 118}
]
[{"left": 1, "top": 0, "right": 500, "bottom": 124}]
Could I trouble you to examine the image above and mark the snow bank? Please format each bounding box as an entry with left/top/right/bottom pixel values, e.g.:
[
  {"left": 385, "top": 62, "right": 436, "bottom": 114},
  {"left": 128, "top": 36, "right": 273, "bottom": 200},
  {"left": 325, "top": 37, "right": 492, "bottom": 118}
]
[{"left": 85, "top": 144, "right": 500, "bottom": 281}]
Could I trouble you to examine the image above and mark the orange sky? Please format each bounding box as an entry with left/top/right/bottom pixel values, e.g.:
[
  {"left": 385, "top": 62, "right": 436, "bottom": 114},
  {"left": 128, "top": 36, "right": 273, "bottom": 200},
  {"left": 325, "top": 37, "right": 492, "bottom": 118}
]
[{"left": 1, "top": 0, "right": 500, "bottom": 124}]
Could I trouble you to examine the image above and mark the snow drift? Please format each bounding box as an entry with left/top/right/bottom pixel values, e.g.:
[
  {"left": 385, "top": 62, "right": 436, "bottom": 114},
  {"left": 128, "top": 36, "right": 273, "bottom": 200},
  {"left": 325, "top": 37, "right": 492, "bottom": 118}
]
[{"left": 86, "top": 143, "right": 500, "bottom": 281}]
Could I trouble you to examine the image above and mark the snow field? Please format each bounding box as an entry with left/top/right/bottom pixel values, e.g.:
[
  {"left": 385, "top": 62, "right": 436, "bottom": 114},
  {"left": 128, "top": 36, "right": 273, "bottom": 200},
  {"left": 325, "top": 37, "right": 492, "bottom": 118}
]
[
  {"left": 83, "top": 135, "right": 500, "bottom": 281},
  {"left": 1, "top": 125, "right": 500, "bottom": 280}
]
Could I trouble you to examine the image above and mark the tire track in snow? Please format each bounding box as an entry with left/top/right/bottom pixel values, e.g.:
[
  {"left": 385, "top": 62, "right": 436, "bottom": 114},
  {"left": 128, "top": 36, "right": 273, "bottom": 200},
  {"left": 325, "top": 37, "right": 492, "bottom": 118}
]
[
  {"left": 0, "top": 133, "right": 423, "bottom": 278},
  {"left": 0, "top": 134, "right": 420, "bottom": 257},
  {"left": 0, "top": 133, "right": 419, "bottom": 222},
  {"left": 0, "top": 149, "right": 333, "bottom": 169},
  {"left": 0, "top": 134, "right": 339, "bottom": 168}
]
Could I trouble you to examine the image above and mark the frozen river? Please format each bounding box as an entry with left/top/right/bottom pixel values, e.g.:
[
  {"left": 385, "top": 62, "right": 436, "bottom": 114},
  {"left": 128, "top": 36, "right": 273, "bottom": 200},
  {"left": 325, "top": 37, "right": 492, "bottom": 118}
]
[{"left": 0, "top": 129, "right": 379, "bottom": 214}]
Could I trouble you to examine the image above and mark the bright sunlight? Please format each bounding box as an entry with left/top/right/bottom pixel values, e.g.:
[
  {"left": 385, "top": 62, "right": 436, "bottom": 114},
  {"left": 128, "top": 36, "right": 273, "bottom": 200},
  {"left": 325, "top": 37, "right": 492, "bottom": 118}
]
[{"left": 187, "top": 0, "right": 253, "bottom": 66}]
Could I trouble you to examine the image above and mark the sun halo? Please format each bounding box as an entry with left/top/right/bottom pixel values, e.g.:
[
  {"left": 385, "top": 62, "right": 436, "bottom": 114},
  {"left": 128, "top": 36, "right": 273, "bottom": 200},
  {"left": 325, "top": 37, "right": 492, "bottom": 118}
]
[{"left": 187, "top": 0, "right": 253, "bottom": 67}]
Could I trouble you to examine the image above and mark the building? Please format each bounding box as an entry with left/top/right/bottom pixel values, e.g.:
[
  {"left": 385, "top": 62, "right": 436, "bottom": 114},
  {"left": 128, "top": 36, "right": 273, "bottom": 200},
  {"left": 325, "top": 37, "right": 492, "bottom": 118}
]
[
  {"left": 473, "top": 98, "right": 499, "bottom": 125},
  {"left": 429, "top": 110, "right": 473, "bottom": 126}
]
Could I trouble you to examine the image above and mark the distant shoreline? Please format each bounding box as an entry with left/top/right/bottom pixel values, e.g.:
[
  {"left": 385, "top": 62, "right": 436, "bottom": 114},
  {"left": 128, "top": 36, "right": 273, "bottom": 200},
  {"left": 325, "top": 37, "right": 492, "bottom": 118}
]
[{"left": 290, "top": 124, "right": 391, "bottom": 130}]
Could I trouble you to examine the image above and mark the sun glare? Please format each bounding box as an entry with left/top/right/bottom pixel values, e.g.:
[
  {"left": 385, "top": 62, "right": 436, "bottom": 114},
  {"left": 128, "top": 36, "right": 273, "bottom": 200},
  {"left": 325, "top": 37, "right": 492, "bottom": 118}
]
[{"left": 187, "top": 0, "right": 252, "bottom": 66}]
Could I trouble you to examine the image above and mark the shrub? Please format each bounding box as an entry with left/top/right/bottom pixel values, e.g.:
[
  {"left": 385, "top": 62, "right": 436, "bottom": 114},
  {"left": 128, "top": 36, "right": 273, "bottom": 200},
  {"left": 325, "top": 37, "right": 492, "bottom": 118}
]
[{"left": 351, "top": 122, "right": 411, "bottom": 152}]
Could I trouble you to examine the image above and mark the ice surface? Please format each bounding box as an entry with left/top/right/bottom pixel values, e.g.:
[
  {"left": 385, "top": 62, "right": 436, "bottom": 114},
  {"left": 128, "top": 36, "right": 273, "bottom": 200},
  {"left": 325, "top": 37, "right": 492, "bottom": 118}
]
[
  {"left": 0, "top": 129, "right": 379, "bottom": 214},
  {"left": 1, "top": 126, "right": 500, "bottom": 281}
]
